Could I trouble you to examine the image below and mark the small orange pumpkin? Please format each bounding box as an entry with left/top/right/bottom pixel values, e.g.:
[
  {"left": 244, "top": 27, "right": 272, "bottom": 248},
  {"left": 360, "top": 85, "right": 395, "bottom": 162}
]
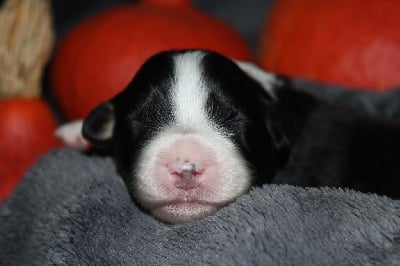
[
  {"left": 0, "top": 99, "right": 62, "bottom": 201},
  {"left": 0, "top": 0, "right": 61, "bottom": 202}
]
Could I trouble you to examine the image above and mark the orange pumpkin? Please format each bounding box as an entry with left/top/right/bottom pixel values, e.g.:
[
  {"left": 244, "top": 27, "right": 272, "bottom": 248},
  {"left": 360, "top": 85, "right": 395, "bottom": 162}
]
[
  {"left": 259, "top": 0, "right": 400, "bottom": 91},
  {"left": 50, "top": 0, "right": 253, "bottom": 120},
  {"left": 0, "top": 0, "right": 60, "bottom": 202},
  {"left": 0, "top": 98, "right": 62, "bottom": 201}
]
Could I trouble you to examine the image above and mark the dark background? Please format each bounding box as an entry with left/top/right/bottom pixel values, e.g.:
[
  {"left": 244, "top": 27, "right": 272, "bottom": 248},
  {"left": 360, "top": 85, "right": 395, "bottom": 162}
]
[{"left": 51, "top": 0, "right": 275, "bottom": 53}]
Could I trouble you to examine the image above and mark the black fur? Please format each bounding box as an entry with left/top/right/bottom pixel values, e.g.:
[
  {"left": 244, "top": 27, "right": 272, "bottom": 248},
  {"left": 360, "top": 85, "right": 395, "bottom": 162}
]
[
  {"left": 201, "top": 52, "right": 286, "bottom": 185},
  {"left": 272, "top": 82, "right": 400, "bottom": 198},
  {"left": 83, "top": 50, "right": 400, "bottom": 199}
]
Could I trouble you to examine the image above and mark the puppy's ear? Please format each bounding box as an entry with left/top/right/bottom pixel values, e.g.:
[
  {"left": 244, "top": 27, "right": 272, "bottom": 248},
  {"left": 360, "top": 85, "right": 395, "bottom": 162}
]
[
  {"left": 235, "top": 60, "right": 290, "bottom": 151},
  {"left": 82, "top": 101, "right": 115, "bottom": 148},
  {"left": 234, "top": 60, "right": 279, "bottom": 98}
]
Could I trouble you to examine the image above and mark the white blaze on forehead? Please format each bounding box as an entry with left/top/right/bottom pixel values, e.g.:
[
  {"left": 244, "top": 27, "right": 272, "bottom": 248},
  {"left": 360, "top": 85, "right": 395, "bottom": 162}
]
[
  {"left": 133, "top": 51, "right": 253, "bottom": 222},
  {"left": 172, "top": 51, "right": 209, "bottom": 128}
]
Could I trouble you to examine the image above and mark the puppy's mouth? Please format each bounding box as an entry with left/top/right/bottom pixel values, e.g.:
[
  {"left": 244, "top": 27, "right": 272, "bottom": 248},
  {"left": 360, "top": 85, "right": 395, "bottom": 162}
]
[{"left": 149, "top": 198, "right": 226, "bottom": 223}]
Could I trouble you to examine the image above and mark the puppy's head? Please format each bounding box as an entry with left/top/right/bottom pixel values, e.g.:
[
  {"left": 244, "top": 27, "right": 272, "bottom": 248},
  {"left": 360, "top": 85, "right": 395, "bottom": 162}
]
[{"left": 83, "top": 50, "right": 288, "bottom": 223}]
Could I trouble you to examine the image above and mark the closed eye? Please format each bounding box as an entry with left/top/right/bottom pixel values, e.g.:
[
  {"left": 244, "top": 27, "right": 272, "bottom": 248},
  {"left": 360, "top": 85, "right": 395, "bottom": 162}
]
[
  {"left": 206, "top": 97, "right": 241, "bottom": 125},
  {"left": 218, "top": 109, "right": 240, "bottom": 123}
]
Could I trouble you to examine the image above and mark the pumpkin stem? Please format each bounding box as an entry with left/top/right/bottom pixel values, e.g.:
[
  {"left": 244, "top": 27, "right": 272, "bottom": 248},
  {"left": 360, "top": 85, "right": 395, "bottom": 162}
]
[
  {"left": 142, "top": 0, "right": 193, "bottom": 9},
  {"left": 0, "top": 0, "right": 53, "bottom": 99}
]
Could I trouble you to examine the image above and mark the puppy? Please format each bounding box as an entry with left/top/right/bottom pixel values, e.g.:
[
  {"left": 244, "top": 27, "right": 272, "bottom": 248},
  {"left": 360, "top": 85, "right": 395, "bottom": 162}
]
[{"left": 57, "top": 50, "right": 400, "bottom": 223}]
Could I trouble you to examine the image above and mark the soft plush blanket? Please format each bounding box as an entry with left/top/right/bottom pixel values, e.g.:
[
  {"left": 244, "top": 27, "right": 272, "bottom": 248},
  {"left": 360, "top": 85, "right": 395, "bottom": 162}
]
[
  {"left": 1, "top": 147, "right": 399, "bottom": 265},
  {"left": 2, "top": 0, "right": 400, "bottom": 263}
]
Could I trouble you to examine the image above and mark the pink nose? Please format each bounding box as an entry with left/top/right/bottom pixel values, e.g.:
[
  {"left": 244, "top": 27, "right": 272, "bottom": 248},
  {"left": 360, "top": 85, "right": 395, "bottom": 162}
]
[{"left": 168, "top": 160, "right": 204, "bottom": 190}]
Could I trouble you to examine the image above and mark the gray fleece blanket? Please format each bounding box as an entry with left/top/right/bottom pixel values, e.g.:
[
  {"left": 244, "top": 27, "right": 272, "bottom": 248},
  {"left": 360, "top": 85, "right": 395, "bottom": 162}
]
[
  {"left": 1, "top": 149, "right": 400, "bottom": 265},
  {"left": 1, "top": 84, "right": 400, "bottom": 265}
]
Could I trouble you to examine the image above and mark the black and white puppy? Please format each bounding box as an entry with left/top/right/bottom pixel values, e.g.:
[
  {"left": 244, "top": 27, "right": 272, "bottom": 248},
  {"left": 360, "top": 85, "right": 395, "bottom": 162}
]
[{"left": 57, "top": 50, "right": 400, "bottom": 223}]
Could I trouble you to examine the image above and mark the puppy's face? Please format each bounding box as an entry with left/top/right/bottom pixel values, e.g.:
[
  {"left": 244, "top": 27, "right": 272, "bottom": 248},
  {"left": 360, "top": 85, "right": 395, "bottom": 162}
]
[{"left": 83, "top": 50, "right": 286, "bottom": 223}]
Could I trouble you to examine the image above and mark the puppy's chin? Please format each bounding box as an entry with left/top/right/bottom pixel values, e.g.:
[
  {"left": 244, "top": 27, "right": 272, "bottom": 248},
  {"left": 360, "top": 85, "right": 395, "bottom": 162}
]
[{"left": 151, "top": 201, "right": 221, "bottom": 224}]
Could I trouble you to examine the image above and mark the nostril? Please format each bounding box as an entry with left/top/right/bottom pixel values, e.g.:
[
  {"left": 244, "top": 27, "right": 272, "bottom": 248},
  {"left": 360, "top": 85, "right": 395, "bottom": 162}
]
[
  {"left": 180, "top": 168, "right": 194, "bottom": 180},
  {"left": 168, "top": 160, "right": 204, "bottom": 176},
  {"left": 167, "top": 160, "right": 205, "bottom": 190}
]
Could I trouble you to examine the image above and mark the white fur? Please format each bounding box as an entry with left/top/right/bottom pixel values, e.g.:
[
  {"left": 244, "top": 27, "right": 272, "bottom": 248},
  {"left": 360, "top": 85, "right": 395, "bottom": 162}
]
[
  {"left": 54, "top": 53, "right": 276, "bottom": 223},
  {"left": 235, "top": 60, "right": 280, "bottom": 99},
  {"left": 55, "top": 120, "right": 89, "bottom": 149},
  {"left": 134, "top": 52, "right": 252, "bottom": 222},
  {"left": 56, "top": 59, "right": 279, "bottom": 151},
  {"left": 173, "top": 51, "right": 208, "bottom": 128}
]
